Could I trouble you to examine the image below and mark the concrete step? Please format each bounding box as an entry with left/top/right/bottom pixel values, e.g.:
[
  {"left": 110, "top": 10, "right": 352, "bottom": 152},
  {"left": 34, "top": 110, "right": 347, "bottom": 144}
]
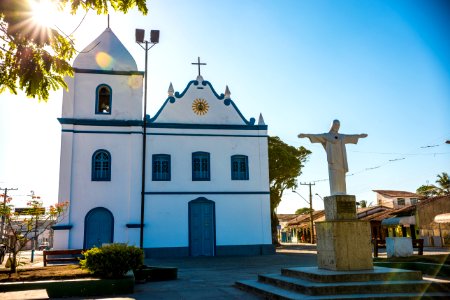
[
  {"left": 235, "top": 279, "right": 450, "bottom": 300},
  {"left": 259, "top": 273, "right": 450, "bottom": 295},
  {"left": 281, "top": 266, "right": 422, "bottom": 283}
]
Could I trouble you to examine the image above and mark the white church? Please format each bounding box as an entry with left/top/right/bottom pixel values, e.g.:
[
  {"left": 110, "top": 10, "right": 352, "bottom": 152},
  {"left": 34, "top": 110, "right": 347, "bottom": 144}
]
[{"left": 53, "top": 27, "right": 273, "bottom": 257}]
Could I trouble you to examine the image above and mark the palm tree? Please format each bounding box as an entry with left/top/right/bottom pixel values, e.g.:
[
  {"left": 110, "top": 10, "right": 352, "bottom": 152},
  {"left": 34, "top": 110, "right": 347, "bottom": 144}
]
[{"left": 436, "top": 172, "right": 450, "bottom": 195}]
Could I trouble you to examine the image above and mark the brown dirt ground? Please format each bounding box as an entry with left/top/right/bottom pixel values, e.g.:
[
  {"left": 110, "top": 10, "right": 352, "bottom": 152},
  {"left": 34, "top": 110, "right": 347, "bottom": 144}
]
[{"left": 0, "top": 265, "right": 94, "bottom": 282}]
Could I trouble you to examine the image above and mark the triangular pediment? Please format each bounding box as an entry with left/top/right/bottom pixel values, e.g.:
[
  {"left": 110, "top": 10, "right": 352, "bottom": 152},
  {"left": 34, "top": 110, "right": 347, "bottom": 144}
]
[{"left": 150, "top": 79, "right": 255, "bottom": 126}]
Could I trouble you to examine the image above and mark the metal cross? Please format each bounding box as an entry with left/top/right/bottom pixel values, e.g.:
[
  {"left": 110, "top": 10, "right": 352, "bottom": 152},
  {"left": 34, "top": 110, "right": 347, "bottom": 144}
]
[{"left": 192, "top": 57, "right": 206, "bottom": 77}]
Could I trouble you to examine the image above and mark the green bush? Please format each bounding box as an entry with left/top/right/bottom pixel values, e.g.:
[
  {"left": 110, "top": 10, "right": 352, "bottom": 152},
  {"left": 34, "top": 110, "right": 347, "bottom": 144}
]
[{"left": 80, "top": 243, "right": 144, "bottom": 278}]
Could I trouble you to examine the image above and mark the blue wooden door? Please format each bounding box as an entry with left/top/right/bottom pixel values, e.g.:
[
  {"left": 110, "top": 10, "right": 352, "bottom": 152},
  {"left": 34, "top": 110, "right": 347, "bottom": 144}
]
[
  {"left": 84, "top": 207, "right": 114, "bottom": 249},
  {"left": 189, "top": 198, "right": 215, "bottom": 256}
]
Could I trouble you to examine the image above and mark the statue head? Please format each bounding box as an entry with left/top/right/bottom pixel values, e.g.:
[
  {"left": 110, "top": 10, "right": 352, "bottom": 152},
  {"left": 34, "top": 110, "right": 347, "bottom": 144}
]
[{"left": 330, "top": 119, "right": 340, "bottom": 133}]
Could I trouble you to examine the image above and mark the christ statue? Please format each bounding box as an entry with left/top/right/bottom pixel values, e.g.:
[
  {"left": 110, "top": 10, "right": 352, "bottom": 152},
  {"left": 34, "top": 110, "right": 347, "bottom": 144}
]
[{"left": 298, "top": 120, "right": 367, "bottom": 196}]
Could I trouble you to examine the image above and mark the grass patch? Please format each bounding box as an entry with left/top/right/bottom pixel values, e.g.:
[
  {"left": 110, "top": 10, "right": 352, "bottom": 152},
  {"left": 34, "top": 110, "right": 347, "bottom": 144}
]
[{"left": 0, "top": 265, "right": 95, "bottom": 282}]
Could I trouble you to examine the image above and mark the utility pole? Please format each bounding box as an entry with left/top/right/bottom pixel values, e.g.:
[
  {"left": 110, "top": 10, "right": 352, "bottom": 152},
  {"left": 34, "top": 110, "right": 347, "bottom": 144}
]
[
  {"left": 300, "top": 182, "right": 315, "bottom": 244},
  {"left": 0, "top": 187, "right": 18, "bottom": 243}
]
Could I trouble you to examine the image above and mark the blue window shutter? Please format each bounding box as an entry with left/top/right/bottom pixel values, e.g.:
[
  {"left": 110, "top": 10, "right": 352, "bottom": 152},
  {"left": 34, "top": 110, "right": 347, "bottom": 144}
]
[
  {"left": 152, "top": 154, "right": 171, "bottom": 181},
  {"left": 192, "top": 152, "right": 210, "bottom": 181},
  {"left": 231, "top": 155, "right": 249, "bottom": 180}
]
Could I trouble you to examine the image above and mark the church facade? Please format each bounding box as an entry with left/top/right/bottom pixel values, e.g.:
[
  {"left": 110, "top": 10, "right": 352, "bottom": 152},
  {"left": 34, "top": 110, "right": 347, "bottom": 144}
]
[{"left": 53, "top": 28, "right": 273, "bottom": 257}]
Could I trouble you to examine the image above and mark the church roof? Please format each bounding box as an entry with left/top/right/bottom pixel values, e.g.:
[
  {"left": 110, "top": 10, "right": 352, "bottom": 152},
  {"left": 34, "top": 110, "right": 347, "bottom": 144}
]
[{"left": 73, "top": 28, "right": 137, "bottom": 71}]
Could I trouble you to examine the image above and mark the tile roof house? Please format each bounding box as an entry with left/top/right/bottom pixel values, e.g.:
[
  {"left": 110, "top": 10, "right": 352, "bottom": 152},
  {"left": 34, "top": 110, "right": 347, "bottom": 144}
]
[{"left": 373, "top": 190, "right": 420, "bottom": 208}]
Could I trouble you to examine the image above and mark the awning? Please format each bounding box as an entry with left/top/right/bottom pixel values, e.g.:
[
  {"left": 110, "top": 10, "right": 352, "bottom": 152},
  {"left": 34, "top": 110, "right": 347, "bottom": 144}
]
[
  {"left": 434, "top": 213, "right": 450, "bottom": 224},
  {"left": 381, "top": 216, "right": 416, "bottom": 226}
]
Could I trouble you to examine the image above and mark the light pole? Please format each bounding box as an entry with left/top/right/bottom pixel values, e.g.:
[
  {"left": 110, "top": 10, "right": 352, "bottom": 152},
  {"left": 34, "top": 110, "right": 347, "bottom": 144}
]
[
  {"left": 292, "top": 190, "right": 314, "bottom": 244},
  {"left": 315, "top": 193, "right": 324, "bottom": 201},
  {"left": 135, "top": 28, "right": 159, "bottom": 249}
]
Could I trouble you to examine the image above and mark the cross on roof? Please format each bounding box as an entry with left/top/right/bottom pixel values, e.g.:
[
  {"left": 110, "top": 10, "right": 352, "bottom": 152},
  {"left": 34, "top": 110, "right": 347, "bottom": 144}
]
[{"left": 192, "top": 57, "right": 206, "bottom": 77}]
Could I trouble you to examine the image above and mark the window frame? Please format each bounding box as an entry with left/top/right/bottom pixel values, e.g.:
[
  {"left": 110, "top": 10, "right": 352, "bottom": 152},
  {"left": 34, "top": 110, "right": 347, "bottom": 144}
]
[
  {"left": 95, "top": 84, "right": 112, "bottom": 115},
  {"left": 192, "top": 151, "right": 210, "bottom": 181},
  {"left": 91, "top": 149, "right": 111, "bottom": 181},
  {"left": 231, "top": 155, "right": 249, "bottom": 180},
  {"left": 152, "top": 154, "right": 171, "bottom": 181},
  {"left": 397, "top": 198, "right": 405, "bottom": 206}
]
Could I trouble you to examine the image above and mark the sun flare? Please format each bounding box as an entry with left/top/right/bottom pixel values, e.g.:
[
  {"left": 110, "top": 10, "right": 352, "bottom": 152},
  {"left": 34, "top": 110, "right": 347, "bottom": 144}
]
[{"left": 29, "top": 0, "right": 59, "bottom": 28}]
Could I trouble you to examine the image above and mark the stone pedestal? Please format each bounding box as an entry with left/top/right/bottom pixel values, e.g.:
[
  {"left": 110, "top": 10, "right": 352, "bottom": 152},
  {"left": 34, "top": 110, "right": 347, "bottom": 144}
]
[{"left": 316, "top": 195, "right": 373, "bottom": 271}]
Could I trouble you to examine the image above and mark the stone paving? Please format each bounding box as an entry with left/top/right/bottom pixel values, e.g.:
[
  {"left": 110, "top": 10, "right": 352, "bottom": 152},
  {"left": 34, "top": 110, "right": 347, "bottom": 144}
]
[{"left": 1, "top": 244, "right": 449, "bottom": 299}]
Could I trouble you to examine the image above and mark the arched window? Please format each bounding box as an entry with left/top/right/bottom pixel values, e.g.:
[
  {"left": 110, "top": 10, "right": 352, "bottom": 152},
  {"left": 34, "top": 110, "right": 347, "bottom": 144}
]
[
  {"left": 92, "top": 150, "right": 111, "bottom": 181},
  {"left": 231, "top": 155, "right": 249, "bottom": 180},
  {"left": 96, "top": 84, "right": 112, "bottom": 114},
  {"left": 192, "top": 152, "right": 210, "bottom": 181}
]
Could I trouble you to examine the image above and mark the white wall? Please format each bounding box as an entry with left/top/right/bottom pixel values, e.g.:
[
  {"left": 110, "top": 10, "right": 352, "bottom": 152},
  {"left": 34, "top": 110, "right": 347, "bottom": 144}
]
[
  {"left": 62, "top": 73, "right": 143, "bottom": 120},
  {"left": 144, "top": 194, "right": 271, "bottom": 248}
]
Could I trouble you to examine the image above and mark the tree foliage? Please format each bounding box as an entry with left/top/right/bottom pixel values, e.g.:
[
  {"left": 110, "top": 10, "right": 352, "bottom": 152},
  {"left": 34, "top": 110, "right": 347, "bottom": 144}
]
[
  {"left": 0, "top": 195, "right": 68, "bottom": 273},
  {"left": 416, "top": 172, "right": 450, "bottom": 198},
  {"left": 269, "top": 136, "right": 311, "bottom": 244},
  {"left": 295, "top": 207, "right": 314, "bottom": 215},
  {"left": 0, "top": 0, "right": 148, "bottom": 100}
]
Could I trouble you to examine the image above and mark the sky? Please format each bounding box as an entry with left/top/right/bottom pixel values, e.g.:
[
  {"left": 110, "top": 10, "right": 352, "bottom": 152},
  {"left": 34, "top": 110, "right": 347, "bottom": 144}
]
[{"left": 0, "top": 0, "right": 449, "bottom": 211}]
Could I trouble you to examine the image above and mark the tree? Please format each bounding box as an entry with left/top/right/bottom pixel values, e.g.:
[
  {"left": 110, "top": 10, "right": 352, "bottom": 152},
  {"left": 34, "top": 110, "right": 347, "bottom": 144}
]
[
  {"left": 269, "top": 136, "right": 311, "bottom": 245},
  {"left": 0, "top": 0, "right": 148, "bottom": 101},
  {"left": 416, "top": 172, "right": 450, "bottom": 198},
  {"left": 0, "top": 195, "right": 68, "bottom": 273},
  {"left": 358, "top": 200, "right": 367, "bottom": 208},
  {"left": 295, "top": 207, "right": 314, "bottom": 215},
  {"left": 436, "top": 172, "right": 450, "bottom": 195},
  {"left": 416, "top": 184, "right": 438, "bottom": 198}
]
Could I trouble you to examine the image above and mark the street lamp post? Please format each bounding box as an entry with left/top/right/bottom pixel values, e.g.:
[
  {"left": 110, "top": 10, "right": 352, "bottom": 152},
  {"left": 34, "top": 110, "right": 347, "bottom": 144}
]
[
  {"left": 292, "top": 190, "right": 314, "bottom": 244},
  {"left": 136, "top": 28, "right": 159, "bottom": 249}
]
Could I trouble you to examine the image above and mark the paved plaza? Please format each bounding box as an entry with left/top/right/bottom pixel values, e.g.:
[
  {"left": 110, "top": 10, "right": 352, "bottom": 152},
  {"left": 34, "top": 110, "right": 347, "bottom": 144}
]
[{"left": 1, "top": 244, "right": 449, "bottom": 299}]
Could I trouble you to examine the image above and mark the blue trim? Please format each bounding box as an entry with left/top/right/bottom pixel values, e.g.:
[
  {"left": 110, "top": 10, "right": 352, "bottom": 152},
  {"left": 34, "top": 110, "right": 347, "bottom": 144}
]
[
  {"left": 223, "top": 98, "right": 255, "bottom": 125},
  {"left": 58, "top": 118, "right": 142, "bottom": 126},
  {"left": 52, "top": 225, "right": 73, "bottom": 230},
  {"left": 91, "top": 149, "right": 111, "bottom": 181},
  {"left": 62, "top": 129, "right": 142, "bottom": 135},
  {"left": 231, "top": 155, "right": 249, "bottom": 180},
  {"left": 201, "top": 81, "right": 224, "bottom": 100},
  {"left": 152, "top": 154, "right": 171, "bottom": 181},
  {"left": 192, "top": 151, "right": 210, "bottom": 181},
  {"left": 149, "top": 80, "right": 256, "bottom": 126},
  {"left": 148, "top": 97, "right": 176, "bottom": 123},
  {"left": 148, "top": 123, "right": 267, "bottom": 130},
  {"left": 95, "top": 84, "right": 112, "bottom": 115},
  {"left": 74, "top": 68, "right": 144, "bottom": 76},
  {"left": 175, "top": 80, "right": 199, "bottom": 98},
  {"left": 61, "top": 129, "right": 267, "bottom": 137},
  {"left": 58, "top": 118, "right": 267, "bottom": 130},
  {"left": 84, "top": 207, "right": 114, "bottom": 249},
  {"left": 144, "top": 191, "right": 270, "bottom": 195},
  {"left": 126, "top": 224, "right": 142, "bottom": 228}
]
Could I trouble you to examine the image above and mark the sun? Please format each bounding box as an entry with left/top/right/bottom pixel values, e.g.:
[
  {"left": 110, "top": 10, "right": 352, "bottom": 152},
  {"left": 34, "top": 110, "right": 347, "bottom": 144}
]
[{"left": 29, "top": 0, "right": 59, "bottom": 28}]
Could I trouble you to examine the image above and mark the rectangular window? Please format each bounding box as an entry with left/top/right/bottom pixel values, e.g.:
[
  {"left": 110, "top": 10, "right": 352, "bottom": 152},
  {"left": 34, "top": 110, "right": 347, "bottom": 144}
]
[
  {"left": 410, "top": 198, "right": 418, "bottom": 205},
  {"left": 152, "top": 154, "right": 171, "bottom": 181},
  {"left": 192, "top": 152, "right": 210, "bottom": 181},
  {"left": 231, "top": 155, "right": 249, "bottom": 180},
  {"left": 397, "top": 198, "right": 405, "bottom": 206}
]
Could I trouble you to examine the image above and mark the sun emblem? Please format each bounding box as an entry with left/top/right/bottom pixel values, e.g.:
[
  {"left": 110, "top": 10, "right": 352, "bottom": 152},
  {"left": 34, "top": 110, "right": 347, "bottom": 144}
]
[{"left": 192, "top": 98, "right": 209, "bottom": 115}]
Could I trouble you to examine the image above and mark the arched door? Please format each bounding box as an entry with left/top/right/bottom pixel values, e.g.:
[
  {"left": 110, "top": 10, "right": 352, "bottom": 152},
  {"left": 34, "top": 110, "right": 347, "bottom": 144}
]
[
  {"left": 189, "top": 198, "right": 215, "bottom": 256},
  {"left": 84, "top": 207, "right": 114, "bottom": 249}
]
